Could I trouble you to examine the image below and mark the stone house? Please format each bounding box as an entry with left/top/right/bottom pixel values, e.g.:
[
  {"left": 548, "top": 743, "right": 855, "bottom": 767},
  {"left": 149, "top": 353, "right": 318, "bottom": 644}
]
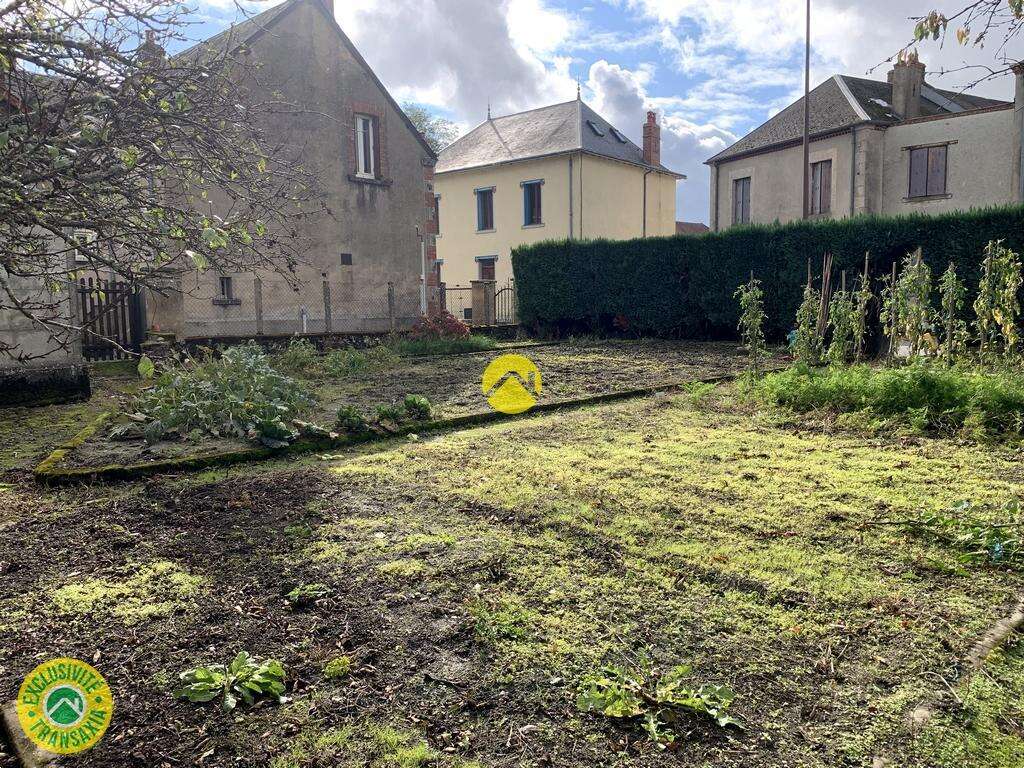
[
  {"left": 1, "top": 0, "right": 440, "bottom": 368},
  {"left": 165, "top": 0, "right": 439, "bottom": 340},
  {"left": 434, "top": 99, "right": 683, "bottom": 323},
  {"left": 706, "top": 55, "right": 1024, "bottom": 231}
]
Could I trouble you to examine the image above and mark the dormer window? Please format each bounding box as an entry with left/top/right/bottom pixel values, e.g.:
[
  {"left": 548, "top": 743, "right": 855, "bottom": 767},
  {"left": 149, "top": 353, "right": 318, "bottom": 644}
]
[
  {"left": 586, "top": 120, "right": 605, "bottom": 137},
  {"left": 610, "top": 128, "right": 628, "bottom": 143}
]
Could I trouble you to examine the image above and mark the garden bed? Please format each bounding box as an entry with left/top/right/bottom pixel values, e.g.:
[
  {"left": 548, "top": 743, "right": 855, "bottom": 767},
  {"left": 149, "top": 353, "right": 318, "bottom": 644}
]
[
  {"left": 41, "top": 341, "right": 766, "bottom": 478},
  {"left": 2, "top": 384, "right": 1023, "bottom": 767}
]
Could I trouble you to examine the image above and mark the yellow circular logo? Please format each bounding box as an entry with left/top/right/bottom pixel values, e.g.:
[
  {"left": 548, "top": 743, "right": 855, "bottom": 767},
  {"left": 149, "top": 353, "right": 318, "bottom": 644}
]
[
  {"left": 17, "top": 658, "right": 113, "bottom": 754},
  {"left": 482, "top": 354, "right": 542, "bottom": 414}
]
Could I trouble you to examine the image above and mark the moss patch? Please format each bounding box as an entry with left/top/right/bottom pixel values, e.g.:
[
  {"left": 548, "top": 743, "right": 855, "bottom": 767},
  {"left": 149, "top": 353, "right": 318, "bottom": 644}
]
[{"left": 50, "top": 560, "right": 206, "bottom": 624}]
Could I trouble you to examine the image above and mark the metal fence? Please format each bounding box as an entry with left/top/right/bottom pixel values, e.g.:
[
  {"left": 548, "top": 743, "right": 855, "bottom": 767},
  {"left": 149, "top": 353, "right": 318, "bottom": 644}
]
[
  {"left": 182, "top": 275, "right": 423, "bottom": 339},
  {"left": 495, "top": 279, "right": 517, "bottom": 325},
  {"left": 440, "top": 284, "right": 473, "bottom": 322},
  {"left": 440, "top": 280, "right": 518, "bottom": 326}
]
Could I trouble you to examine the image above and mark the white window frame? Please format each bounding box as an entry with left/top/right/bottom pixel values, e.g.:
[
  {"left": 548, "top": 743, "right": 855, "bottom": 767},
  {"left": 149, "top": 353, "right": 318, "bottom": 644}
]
[
  {"left": 71, "top": 229, "right": 95, "bottom": 263},
  {"left": 355, "top": 114, "right": 375, "bottom": 179}
]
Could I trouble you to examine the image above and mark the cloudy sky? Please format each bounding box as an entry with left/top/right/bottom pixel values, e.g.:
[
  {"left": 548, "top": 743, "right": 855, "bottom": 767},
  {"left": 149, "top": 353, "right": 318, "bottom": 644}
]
[{"left": 190, "top": 0, "right": 1022, "bottom": 223}]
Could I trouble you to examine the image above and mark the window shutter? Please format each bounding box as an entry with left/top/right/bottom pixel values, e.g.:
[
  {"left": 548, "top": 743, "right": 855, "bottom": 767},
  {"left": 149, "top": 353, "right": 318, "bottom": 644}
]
[
  {"left": 909, "top": 148, "right": 928, "bottom": 197},
  {"left": 926, "top": 145, "right": 947, "bottom": 196},
  {"left": 820, "top": 161, "right": 832, "bottom": 213},
  {"left": 523, "top": 186, "right": 529, "bottom": 226}
]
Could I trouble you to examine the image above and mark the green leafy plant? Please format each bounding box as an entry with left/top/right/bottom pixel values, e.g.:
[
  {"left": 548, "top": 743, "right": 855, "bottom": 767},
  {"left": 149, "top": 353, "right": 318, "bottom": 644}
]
[
  {"left": 576, "top": 661, "right": 743, "bottom": 744},
  {"left": 894, "top": 250, "right": 935, "bottom": 360},
  {"left": 175, "top": 652, "right": 287, "bottom": 712},
  {"left": 852, "top": 266, "right": 873, "bottom": 362},
  {"left": 402, "top": 394, "right": 432, "bottom": 421},
  {"left": 137, "top": 355, "right": 156, "bottom": 380},
  {"left": 127, "top": 344, "right": 315, "bottom": 447},
  {"left": 974, "top": 239, "right": 1022, "bottom": 365},
  {"left": 895, "top": 499, "right": 1023, "bottom": 567},
  {"left": 938, "top": 262, "right": 969, "bottom": 366},
  {"left": 734, "top": 275, "right": 767, "bottom": 378},
  {"left": 375, "top": 403, "right": 405, "bottom": 424},
  {"left": 323, "top": 655, "right": 352, "bottom": 680},
  {"left": 285, "top": 583, "right": 332, "bottom": 607},
  {"left": 826, "top": 288, "right": 857, "bottom": 365},
  {"left": 469, "top": 588, "right": 529, "bottom": 645},
  {"left": 793, "top": 280, "right": 823, "bottom": 365},
  {"left": 335, "top": 405, "right": 369, "bottom": 434}
]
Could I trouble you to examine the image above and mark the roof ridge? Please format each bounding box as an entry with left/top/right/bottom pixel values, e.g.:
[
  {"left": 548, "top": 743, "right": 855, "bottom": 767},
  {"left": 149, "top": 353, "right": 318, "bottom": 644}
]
[
  {"left": 488, "top": 98, "right": 579, "bottom": 122},
  {"left": 833, "top": 75, "right": 870, "bottom": 121}
]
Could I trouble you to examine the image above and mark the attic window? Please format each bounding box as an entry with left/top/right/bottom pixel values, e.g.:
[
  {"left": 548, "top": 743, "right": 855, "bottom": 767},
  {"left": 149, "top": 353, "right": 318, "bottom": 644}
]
[
  {"left": 586, "top": 120, "right": 605, "bottom": 137},
  {"left": 610, "top": 128, "right": 628, "bottom": 143}
]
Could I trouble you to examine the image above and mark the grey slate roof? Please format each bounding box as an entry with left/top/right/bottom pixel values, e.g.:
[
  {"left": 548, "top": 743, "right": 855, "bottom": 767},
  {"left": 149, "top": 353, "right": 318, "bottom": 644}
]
[
  {"left": 176, "top": 0, "right": 296, "bottom": 61},
  {"left": 436, "top": 99, "right": 683, "bottom": 177},
  {"left": 707, "top": 74, "right": 1011, "bottom": 164}
]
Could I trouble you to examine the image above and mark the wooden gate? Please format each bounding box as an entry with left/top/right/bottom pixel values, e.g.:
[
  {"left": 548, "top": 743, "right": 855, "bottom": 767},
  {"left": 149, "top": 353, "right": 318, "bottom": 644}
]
[{"left": 76, "top": 277, "right": 146, "bottom": 360}]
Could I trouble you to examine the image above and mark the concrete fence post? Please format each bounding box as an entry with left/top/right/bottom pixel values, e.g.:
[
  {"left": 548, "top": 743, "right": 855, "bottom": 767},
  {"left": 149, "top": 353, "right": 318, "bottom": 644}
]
[
  {"left": 387, "top": 282, "right": 396, "bottom": 333},
  {"left": 322, "top": 277, "right": 332, "bottom": 333},
  {"left": 254, "top": 276, "right": 264, "bottom": 336}
]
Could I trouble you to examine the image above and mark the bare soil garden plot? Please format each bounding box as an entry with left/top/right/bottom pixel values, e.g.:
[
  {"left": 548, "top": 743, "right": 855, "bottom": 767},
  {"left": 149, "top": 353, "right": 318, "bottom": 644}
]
[
  {"left": 53, "top": 341, "right": 768, "bottom": 473},
  {"left": 1, "top": 385, "right": 1022, "bottom": 767}
]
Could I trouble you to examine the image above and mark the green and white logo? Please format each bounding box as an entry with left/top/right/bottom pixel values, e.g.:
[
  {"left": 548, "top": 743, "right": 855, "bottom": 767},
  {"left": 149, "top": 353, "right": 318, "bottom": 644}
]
[{"left": 17, "top": 658, "right": 113, "bottom": 754}]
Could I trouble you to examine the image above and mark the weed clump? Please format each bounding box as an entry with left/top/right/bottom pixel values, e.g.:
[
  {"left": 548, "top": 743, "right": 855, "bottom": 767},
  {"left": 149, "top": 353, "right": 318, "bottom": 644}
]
[
  {"left": 176, "top": 651, "right": 287, "bottom": 712},
  {"left": 576, "top": 660, "right": 743, "bottom": 744},
  {"left": 758, "top": 363, "right": 1024, "bottom": 438}
]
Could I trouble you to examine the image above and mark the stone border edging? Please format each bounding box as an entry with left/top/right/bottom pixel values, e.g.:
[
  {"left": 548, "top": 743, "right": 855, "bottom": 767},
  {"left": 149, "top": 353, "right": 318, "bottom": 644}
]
[
  {"left": 396, "top": 340, "right": 564, "bottom": 361},
  {"left": 33, "top": 370, "right": 750, "bottom": 484}
]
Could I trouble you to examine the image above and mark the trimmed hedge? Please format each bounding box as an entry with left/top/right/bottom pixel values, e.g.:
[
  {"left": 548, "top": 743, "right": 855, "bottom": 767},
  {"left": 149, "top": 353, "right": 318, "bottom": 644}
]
[{"left": 511, "top": 205, "right": 1024, "bottom": 340}]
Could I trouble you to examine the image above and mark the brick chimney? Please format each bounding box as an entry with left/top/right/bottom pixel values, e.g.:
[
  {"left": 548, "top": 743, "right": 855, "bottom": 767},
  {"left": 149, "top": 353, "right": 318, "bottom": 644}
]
[
  {"left": 888, "top": 50, "right": 926, "bottom": 120},
  {"left": 642, "top": 110, "right": 660, "bottom": 167}
]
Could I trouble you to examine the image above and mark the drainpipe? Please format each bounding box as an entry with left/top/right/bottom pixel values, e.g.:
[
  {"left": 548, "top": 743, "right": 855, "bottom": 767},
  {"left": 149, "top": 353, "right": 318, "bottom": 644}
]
[
  {"left": 849, "top": 127, "right": 857, "bottom": 217},
  {"left": 568, "top": 154, "right": 574, "bottom": 239},
  {"left": 1014, "top": 62, "right": 1024, "bottom": 202},
  {"left": 713, "top": 163, "right": 720, "bottom": 232},
  {"left": 642, "top": 169, "right": 651, "bottom": 237},
  {"left": 417, "top": 225, "right": 426, "bottom": 315},
  {"left": 579, "top": 154, "right": 584, "bottom": 238}
]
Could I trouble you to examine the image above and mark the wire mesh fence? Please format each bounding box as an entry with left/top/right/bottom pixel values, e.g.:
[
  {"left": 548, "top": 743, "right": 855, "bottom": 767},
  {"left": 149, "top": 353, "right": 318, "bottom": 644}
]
[{"left": 182, "top": 274, "right": 423, "bottom": 339}]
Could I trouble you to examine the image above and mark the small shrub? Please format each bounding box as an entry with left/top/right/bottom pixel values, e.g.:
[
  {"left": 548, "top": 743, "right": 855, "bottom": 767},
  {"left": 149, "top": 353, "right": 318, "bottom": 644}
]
[
  {"left": 734, "top": 276, "right": 767, "bottom": 378},
  {"left": 826, "top": 289, "right": 857, "bottom": 365},
  {"left": 974, "top": 239, "right": 1022, "bottom": 364},
  {"left": 792, "top": 280, "right": 822, "bottom": 365},
  {"left": 576, "top": 661, "right": 743, "bottom": 744},
  {"left": 335, "top": 405, "right": 369, "bottom": 433},
  {"left": 323, "top": 655, "right": 352, "bottom": 680},
  {"left": 375, "top": 403, "right": 405, "bottom": 424},
  {"left": 938, "top": 262, "right": 969, "bottom": 366},
  {"left": 402, "top": 394, "right": 432, "bottom": 421},
  {"left": 128, "top": 344, "right": 314, "bottom": 447},
  {"left": 408, "top": 310, "right": 470, "bottom": 340},
  {"left": 176, "top": 651, "right": 287, "bottom": 712}
]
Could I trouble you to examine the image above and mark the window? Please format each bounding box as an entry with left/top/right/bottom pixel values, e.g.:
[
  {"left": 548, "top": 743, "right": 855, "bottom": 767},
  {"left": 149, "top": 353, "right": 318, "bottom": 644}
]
[
  {"left": 475, "top": 187, "right": 494, "bottom": 231},
  {"left": 218, "top": 276, "right": 234, "bottom": 300},
  {"left": 477, "top": 257, "right": 496, "bottom": 280},
  {"left": 434, "top": 194, "right": 441, "bottom": 234},
  {"left": 586, "top": 119, "right": 605, "bottom": 137},
  {"left": 522, "top": 180, "right": 543, "bottom": 226},
  {"left": 810, "top": 160, "right": 832, "bottom": 215},
  {"left": 908, "top": 144, "right": 947, "bottom": 198},
  {"left": 610, "top": 127, "right": 628, "bottom": 143},
  {"left": 339, "top": 253, "right": 353, "bottom": 266},
  {"left": 355, "top": 114, "right": 376, "bottom": 178},
  {"left": 70, "top": 229, "right": 95, "bottom": 263},
  {"left": 732, "top": 177, "right": 751, "bottom": 225},
  {"left": 463, "top": 307, "right": 473, "bottom": 321}
]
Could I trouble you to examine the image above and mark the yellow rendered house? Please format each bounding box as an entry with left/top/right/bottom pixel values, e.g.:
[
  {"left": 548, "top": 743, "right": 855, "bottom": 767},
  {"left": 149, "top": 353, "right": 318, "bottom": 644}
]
[{"left": 433, "top": 97, "right": 684, "bottom": 321}]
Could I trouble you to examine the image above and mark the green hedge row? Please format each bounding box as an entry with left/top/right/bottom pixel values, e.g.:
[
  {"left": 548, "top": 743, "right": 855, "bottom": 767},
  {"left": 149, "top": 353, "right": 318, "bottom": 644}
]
[{"left": 511, "top": 205, "right": 1024, "bottom": 340}]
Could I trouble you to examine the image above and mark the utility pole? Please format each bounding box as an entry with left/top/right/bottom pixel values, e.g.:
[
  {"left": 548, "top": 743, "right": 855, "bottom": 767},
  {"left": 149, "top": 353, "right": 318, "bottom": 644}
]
[{"left": 802, "top": 0, "right": 811, "bottom": 219}]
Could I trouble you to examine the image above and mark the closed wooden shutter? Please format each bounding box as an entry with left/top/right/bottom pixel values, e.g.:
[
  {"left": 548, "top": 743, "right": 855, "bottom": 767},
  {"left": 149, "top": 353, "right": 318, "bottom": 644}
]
[
  {"left": 908, "top": 147, "right": 928, "bottom": 197},
  {"left": 819, "top": 160, "right": 832, "bottom": 213},
  {"left": 926, "top": 145, "right": 947, "bottom": 196}
]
